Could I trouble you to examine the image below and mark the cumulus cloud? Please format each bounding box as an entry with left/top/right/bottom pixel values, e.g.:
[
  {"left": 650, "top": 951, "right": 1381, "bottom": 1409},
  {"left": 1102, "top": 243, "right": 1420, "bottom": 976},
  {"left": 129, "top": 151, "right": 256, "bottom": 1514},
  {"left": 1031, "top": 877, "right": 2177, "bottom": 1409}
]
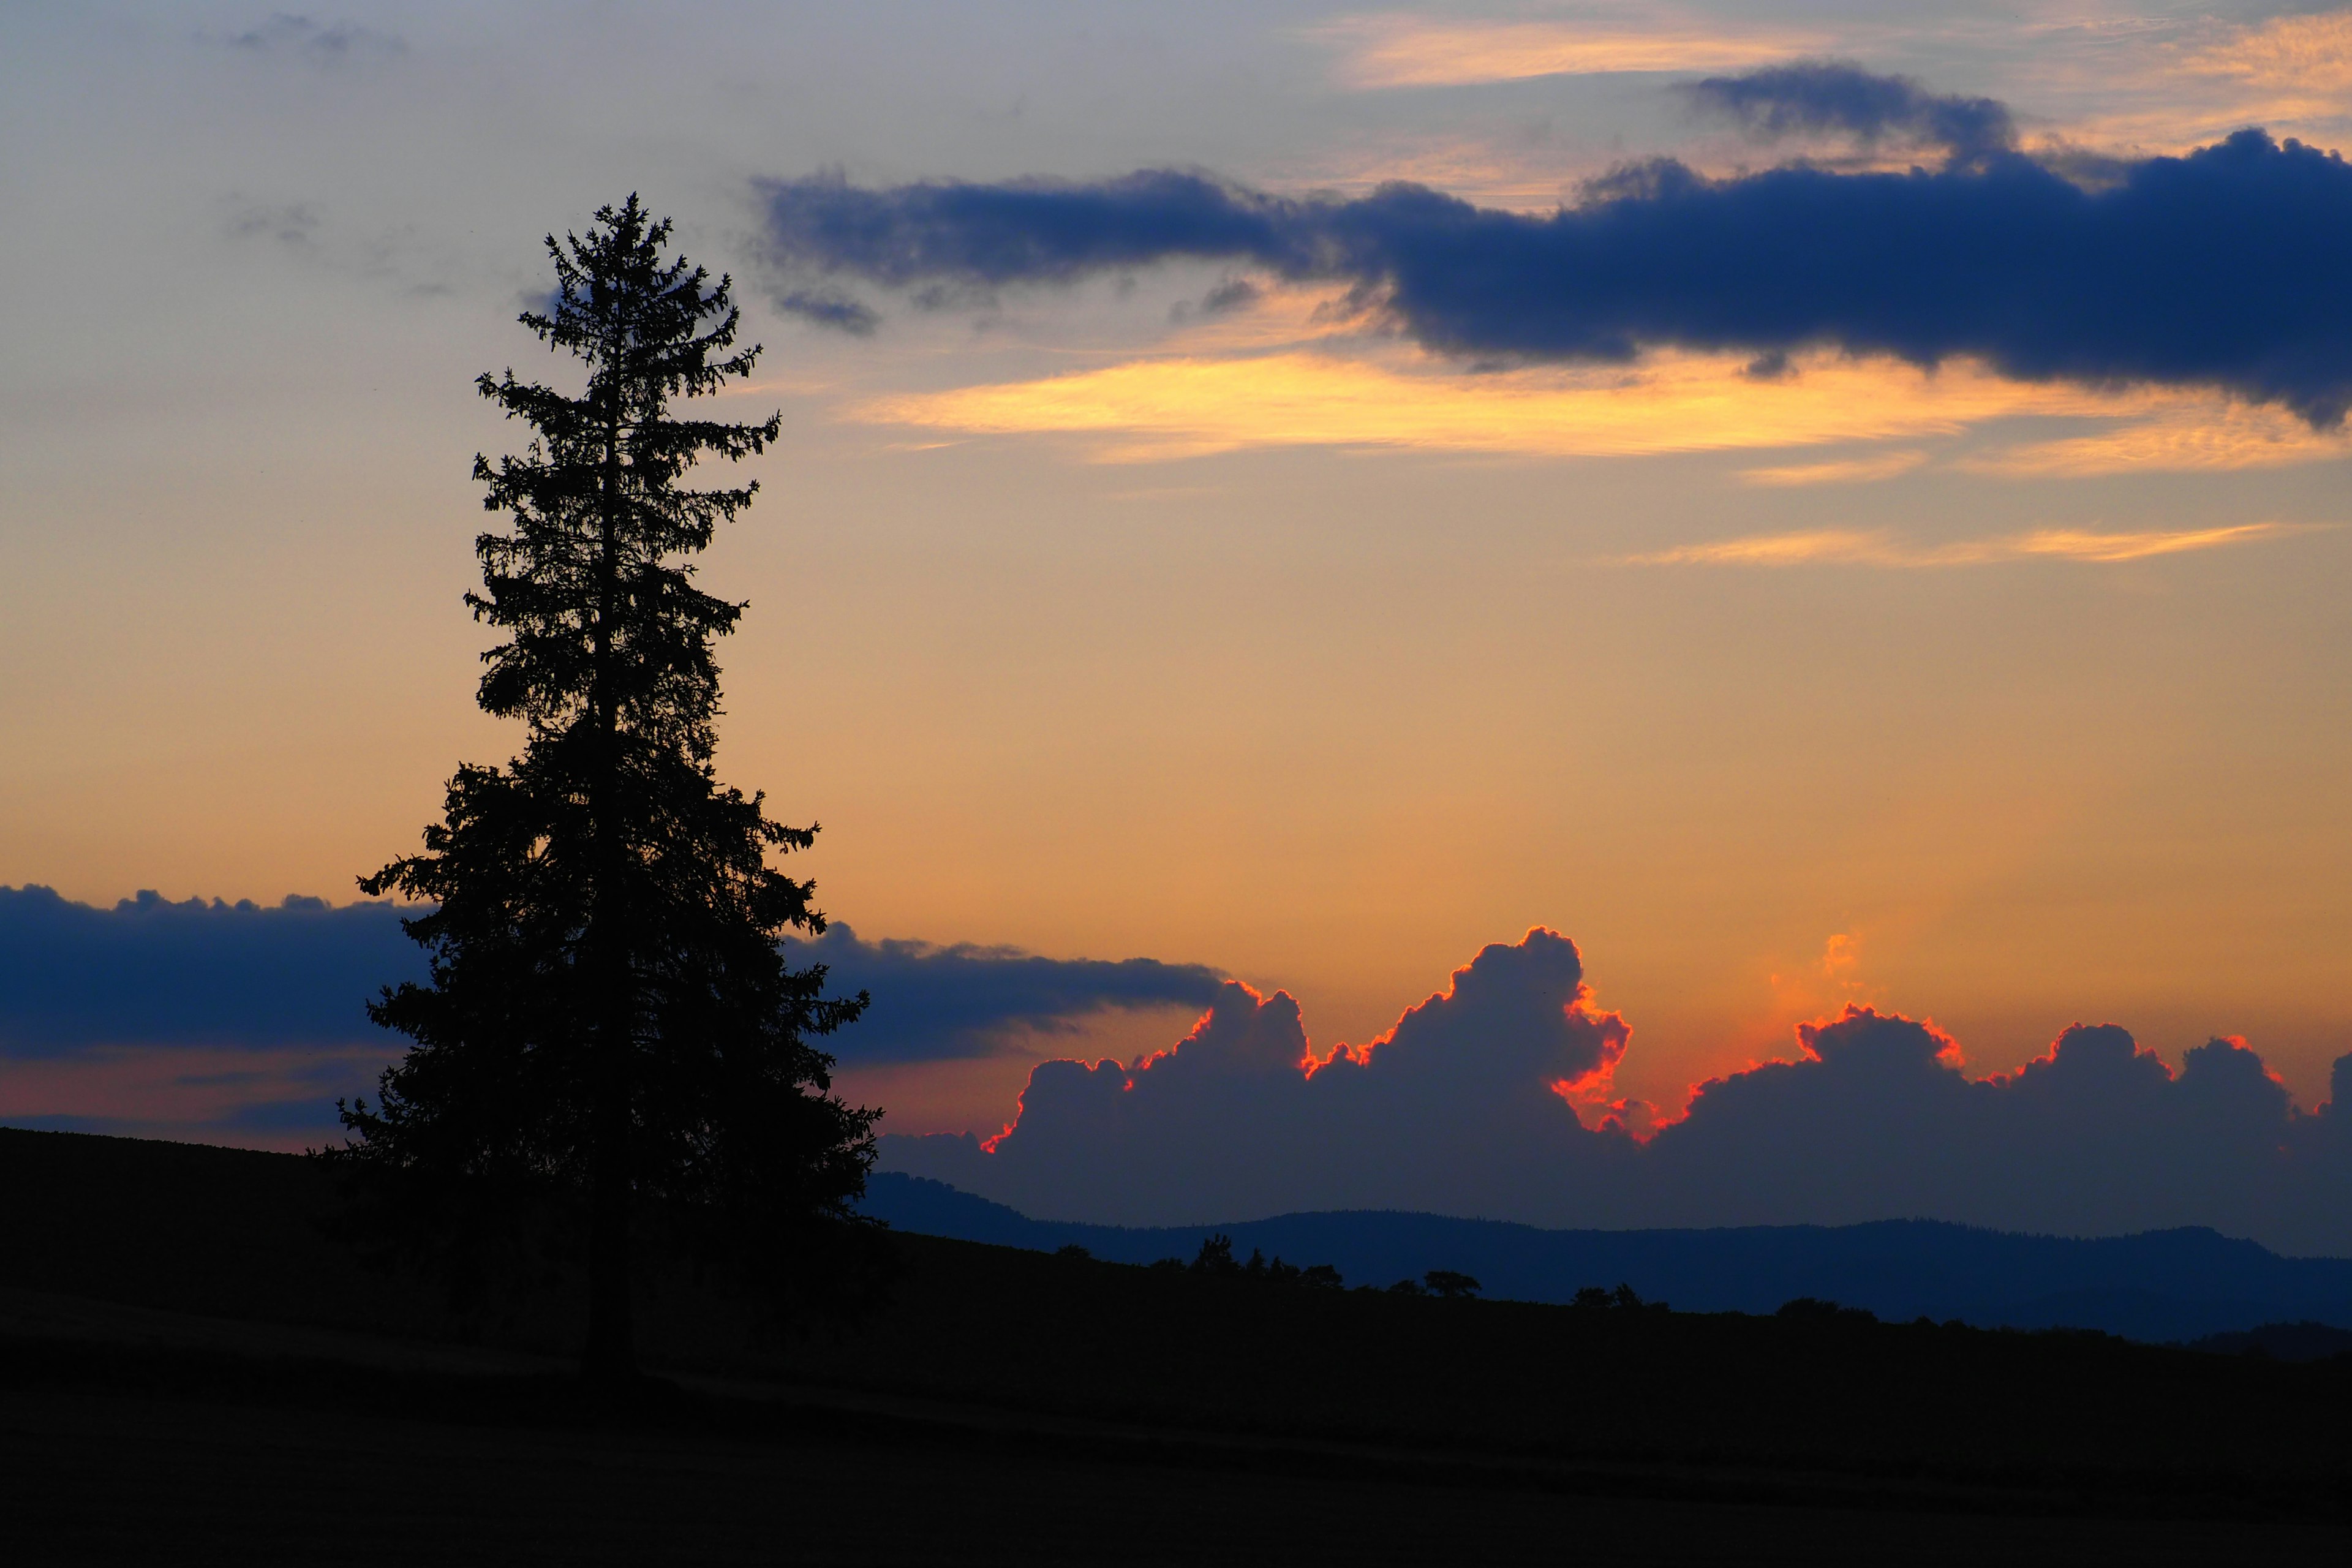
[
  {"left": 886, "top": 930, "right": 1637, "bottom": 1225},
  {"left": 883, "top": 933, "right": 2352, "bottom": 1252},
  {"left": 762, "top": 125, "right": 2352, "bottom": 424},
  {"left": 1679, "top": 61, "right": 2016, "bottom": 165}
]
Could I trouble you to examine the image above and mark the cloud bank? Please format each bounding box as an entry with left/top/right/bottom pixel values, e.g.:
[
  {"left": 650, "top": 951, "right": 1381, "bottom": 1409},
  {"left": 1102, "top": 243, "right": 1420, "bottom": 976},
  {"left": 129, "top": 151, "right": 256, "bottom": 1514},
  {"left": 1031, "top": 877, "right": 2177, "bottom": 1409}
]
[
  {"left": 0, "top": 886, "right": 1221, "bottom": 1064},
  {"left": 764, "top": 111, "right": 2352, "bottom": 423},
  {"left": 882, "top": 930, "right": 2352, "bottom": 1253},
  {"left": 0, "top": 886, "right": 1224, "bottom": 1144},
  {"left": 0, "top": 886, "right": 423, "bottom": 1054}
]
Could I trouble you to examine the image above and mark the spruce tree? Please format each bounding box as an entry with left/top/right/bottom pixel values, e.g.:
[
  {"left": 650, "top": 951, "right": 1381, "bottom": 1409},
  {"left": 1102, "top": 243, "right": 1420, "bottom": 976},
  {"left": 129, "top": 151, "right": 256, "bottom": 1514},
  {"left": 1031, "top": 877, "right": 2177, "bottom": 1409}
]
[{"left": 338, "top": 197, "right": 875, "bottom": 1381}]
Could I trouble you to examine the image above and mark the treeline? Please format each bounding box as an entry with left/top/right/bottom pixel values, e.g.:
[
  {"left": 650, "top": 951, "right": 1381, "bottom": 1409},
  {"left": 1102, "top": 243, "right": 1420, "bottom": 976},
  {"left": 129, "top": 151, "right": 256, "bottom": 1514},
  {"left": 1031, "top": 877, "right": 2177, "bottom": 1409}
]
[{"left": 1059, "top": 1234, "right": 1491, "bottom": 1298}]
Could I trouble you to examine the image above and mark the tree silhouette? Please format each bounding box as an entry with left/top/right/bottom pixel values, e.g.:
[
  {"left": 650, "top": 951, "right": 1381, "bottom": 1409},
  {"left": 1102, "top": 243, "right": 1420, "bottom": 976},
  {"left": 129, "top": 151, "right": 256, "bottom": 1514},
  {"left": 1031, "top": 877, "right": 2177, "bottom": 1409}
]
[
  {"left": 1191, "top": 1234, "right": 1240, "bottom": 1276},
  {"left": 334, "top": 197, "right": 876, "bottom": 1382}
]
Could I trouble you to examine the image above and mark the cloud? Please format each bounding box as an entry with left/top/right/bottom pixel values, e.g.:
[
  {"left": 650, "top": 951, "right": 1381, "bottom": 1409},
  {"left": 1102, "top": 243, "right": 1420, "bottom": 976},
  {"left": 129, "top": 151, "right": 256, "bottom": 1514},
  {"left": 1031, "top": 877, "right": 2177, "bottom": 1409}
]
[
  {"left": 882, "top": 933, "right": 2352, "bottom": 1251},
  {"left": 1308, "top": 15, "right": 1817, "bottom": 89},
  {"left": 889, "top": 930, "right": 1637, "bottom": 1225},
  {"left": 1736, "top": 450, "right": 1927, "bottom": 486},
  {"left": 796, "top": 923, "right": 1226, "bottom": 1063},
  {"left": 1679, "top": 61, "right": 2016, "bottom": 164},
  {"left": 0, "top": 1044, "right": 392, "bottom": 1152},
  {"left": 222, "top": 197, "right": 322, "bottom": 249},
  {"left": 0, "top": 886, "right": 423, "bottom": 1055},
  {"left": 1963, "top": 403, "right": 2352, "bottom": 477},
  {"left": 763, "top": 126, "right": 2352, "bottom": 425},
  {"left": 772, "top": 287, "right": 880, "bottom": 336},
  {"left": 2183, "top": 10, "right": 2352, "bottom": 99},
  {"left": 1624, "top": 521, "right": 2302, "bottom": 568},
  {"left": 849, "top": 349, "right": 2127, "bottom": 463},
  {"left": 0, "top": 885, "right": 1221, "bottom": 1071},
  {"left": 224, "top": 13, "right": 404, "bottom": 66}
]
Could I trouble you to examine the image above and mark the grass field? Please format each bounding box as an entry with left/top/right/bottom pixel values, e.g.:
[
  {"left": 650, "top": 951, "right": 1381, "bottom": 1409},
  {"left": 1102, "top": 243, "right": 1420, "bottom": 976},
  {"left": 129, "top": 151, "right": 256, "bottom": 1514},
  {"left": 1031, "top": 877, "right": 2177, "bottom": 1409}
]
[{"left": 3, "top": 1127, "right": 2348, "bottom": 1563}]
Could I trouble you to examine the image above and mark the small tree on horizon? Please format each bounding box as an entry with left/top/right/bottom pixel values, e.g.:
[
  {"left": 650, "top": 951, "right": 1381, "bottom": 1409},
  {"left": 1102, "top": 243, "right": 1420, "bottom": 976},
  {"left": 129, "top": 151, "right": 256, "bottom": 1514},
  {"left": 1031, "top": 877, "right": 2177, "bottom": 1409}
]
[{"left": 334, "top": 196, "right": 876, "bottom": 1382}]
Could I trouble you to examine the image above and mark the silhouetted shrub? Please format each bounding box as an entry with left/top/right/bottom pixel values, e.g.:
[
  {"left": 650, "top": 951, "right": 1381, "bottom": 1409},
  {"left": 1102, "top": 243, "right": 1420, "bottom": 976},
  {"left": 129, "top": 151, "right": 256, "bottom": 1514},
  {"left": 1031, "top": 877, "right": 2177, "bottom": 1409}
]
[
  {"left": 1569, "top": 1282, "right": 1669, "bottom": 1313},
  {"left": 1423, "top": 1270, "right": 1482, "bottom": 1299},
  {"left": 1777, "top": 1297, "right": 1876, "bottom": 1325},
  {"left": 1192, "top": 1235, "right": 1240, "bottom": 1278}
]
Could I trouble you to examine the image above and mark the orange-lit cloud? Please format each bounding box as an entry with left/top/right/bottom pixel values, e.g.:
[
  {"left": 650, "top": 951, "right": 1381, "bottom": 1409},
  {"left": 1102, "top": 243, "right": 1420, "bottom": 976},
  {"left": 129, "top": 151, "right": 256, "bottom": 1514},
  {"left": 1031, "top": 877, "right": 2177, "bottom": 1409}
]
[
  {"left": 0, "top": 1044, "right": 389, "bottom": 1152},
  {"left": 851, "top": 349, "right": 2143, "bottom": 462},
  {"left": 1965, "top": 404, "right": 2352, "bottom": 477},
  {"left": 1310, "top": 12, "right": 1818, "bottom": 89},
  {"left": 878, "top": 930, "right": 2352, "bottom": 1249},
  {"left": 2180, "top": 9, "right": 2352, "bottom": 101},
  {"left": 1737, "top": 450, "right": 1929, "bottom": 486},
  {"left": 1626, "top": 521, "right": 2300, "bottom": 569},
  {"left": 2043, "top": 9, "right": 2352, "bottom": 153}
]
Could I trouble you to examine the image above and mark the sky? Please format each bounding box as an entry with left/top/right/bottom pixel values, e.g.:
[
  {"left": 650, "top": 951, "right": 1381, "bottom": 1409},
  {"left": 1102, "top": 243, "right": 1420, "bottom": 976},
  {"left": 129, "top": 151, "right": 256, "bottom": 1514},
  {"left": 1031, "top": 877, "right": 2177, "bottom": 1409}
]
[{"left": 5, "top": 3, "right": 2351, "bottom": 1239}]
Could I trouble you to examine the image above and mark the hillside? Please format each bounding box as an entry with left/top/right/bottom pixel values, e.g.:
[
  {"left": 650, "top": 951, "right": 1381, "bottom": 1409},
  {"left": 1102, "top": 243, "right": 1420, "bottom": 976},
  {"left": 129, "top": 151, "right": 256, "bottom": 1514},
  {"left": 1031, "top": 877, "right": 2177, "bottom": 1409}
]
[
  {"left": 3, "top": 1128, "right": 2350, "bottom": 1561},
  {"left": 859, "top": 1171, "right": 2352, "bottom": 1341}
]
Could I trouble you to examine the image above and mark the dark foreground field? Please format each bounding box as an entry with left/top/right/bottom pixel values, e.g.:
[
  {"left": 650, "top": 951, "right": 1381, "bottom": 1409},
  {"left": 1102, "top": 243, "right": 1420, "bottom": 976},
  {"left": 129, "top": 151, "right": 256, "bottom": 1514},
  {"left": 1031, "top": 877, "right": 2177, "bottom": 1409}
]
[{"left": 4, "top": 1128, "right": 2348, "bottom": 1564}]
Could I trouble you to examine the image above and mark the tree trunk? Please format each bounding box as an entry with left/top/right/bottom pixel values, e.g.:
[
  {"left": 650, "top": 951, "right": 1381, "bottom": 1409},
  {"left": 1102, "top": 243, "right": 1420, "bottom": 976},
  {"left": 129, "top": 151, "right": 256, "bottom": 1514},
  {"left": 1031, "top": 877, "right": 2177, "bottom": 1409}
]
[
  {"left": 582, "top": 1031, "right": 635, "bottom": 1383},
  {"left": 581, "top": 400, "right": 635, "bottom": 1387}
]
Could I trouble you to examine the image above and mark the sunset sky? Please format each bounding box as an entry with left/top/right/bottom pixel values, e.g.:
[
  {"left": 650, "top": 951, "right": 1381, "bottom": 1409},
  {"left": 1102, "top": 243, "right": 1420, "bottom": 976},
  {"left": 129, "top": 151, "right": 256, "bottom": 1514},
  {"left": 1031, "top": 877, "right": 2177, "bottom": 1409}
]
[{"left": 6, "top": 2, "right": 2351, "bottom": 1210}]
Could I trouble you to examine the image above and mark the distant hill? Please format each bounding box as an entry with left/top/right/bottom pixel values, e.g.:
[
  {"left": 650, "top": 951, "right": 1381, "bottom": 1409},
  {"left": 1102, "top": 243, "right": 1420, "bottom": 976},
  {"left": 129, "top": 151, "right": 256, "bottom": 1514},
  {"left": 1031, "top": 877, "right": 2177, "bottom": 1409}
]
[{"left": 860, "top": 1172, "right": 2352, "bottom": 1341}]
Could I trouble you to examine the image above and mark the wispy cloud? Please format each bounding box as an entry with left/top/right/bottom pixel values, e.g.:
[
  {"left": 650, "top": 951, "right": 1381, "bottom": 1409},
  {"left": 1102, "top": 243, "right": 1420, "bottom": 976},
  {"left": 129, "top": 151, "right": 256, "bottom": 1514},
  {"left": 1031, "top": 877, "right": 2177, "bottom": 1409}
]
[
  {"left": 2180, "top": 9, "right": 2352, "bottom": 97},
  {"left": 1309, "top": 12, "right": 1818, "bottom": 89},
  {"left": 851, "top": 349, "right": 2242, "bottom": 464},
  {"left": 1627, "top": 521, "right": 2303, "bottom": 568},
  {"left": 1738, "top": 450, "right": 1928, "bottom": 486},
  {"left": 1967, "top": 405, "right": 2352, "bottom": 478},
  {"left": 221, "top": 13, "right": 404, "bottom": 67}
]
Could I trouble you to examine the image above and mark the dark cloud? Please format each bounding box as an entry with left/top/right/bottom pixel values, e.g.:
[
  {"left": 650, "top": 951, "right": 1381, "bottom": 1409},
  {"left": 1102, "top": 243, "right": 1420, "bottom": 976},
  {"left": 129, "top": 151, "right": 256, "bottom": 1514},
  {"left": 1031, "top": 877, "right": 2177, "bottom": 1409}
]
[
  {"left": 772, "top": 287, "right": 880, "bottom": 336},
  {"left": 761, "top": 127, "right": 2352, "bottom": 424},
  {"left": 1169, "top": 275, "right": 1262, "bottom": 323},
  {"left": 0, "top": 886, "right": 421, "bottom": 1055},
  {"left": 1678, "top": 61, "right": 2016, "bottom": 165},
  {"left": 0, "top": 886, "right": 1220, "bottom": 1068},
  {"left": 881, "top": 933, "right": 2352, "bottom": 1252},
  {"left": 796, "top": 922, "right": 1226, "bottom": 1062}
]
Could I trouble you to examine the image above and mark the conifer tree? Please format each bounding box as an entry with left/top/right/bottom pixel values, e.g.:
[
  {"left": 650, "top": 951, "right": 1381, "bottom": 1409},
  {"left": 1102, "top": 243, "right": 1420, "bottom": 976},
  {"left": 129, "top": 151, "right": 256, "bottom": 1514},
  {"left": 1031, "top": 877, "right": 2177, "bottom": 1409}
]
[{"left": 337, "top": 197, "right": 875, "bottom": 1381}]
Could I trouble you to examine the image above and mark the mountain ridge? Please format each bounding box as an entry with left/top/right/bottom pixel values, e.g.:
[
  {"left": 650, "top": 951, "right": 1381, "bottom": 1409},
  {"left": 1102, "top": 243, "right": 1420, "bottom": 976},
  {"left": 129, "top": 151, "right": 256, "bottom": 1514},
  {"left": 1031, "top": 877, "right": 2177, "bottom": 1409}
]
[{"left": 860, "top": 1171, "right": 2352, "bottom": 1341}]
